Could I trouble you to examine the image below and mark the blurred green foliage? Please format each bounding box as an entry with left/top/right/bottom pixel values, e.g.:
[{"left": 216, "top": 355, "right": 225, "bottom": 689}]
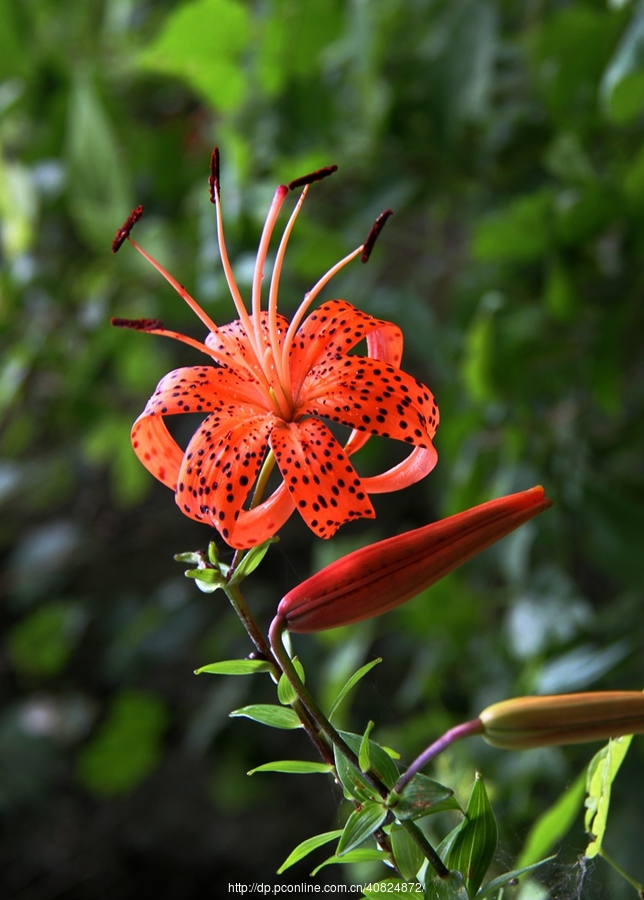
[{"left": 1, "top": 0, "right": 644, "bottom": 896}]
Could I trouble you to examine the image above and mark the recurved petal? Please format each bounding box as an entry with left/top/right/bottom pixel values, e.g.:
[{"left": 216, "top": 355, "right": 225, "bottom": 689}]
[
  {"left": 269, "top": 417, "right": 375, "bottom": 539},
  {"left": 361, "top": 444, "right": 438, "bottom": 493},
  {"left": 289, "top": 300, "right": 403, "bottom": 393},
  {"left": 175, "top": 412, "right": 274, "bottom": 542},
  {"left": 226, "top": 481, "right": 295, "bottom": 549},
  {"left": 131, "top": 411, "right": 184, "bottom": 489},
  {"left": 298, "top": 356, "right": 439, "bottom": 447}
]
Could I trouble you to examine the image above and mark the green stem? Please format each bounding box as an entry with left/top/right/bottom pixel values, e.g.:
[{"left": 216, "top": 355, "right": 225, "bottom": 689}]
[
  {"left": 269, "top": 615, "right": 386, "bottom": 796},
  {"left": 269, "top": 615, "right": 449, "bottom": 879},
  {"left": 224, "top": 583, "right": 332, "bottom": 765},
  {"left": 600, "top": 848, "right": 644, "bottom": 896}
]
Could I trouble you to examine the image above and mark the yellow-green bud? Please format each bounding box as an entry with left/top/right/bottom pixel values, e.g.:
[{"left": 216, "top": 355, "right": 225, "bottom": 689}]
[{"left": 479, "top": 691, "right": 644, "bottom": 750}]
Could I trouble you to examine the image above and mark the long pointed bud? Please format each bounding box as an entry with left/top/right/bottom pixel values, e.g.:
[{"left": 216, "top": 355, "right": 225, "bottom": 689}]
[
  {"left": 479, "top": 691, "right": 644, "bottom": 749},
  {"left": 276, "top": 485, "right": 552, "bottom": 633}
]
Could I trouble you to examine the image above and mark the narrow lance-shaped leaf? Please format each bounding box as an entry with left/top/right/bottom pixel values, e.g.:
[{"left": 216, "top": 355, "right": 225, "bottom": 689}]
[
  {"left": 443, "top": 773, "right": 498, "bottom": 899},
  {"left": 328, "top": 657, "right": 383, "bottom": 720},
  {"left": 248, "top": 760, "right": 333, "bottom": 776},
  {"left": 389, "top": 824, "right": 424, "bottom": 882},
  {"left": 277, "top": 830, "right": 343, "bottom": 875},
  {"left": 195, "top": 658, "right": 272, "bottom": 675},
  {"left": 359, "top": 720, "right": 375, "bottom": 773},
  {"left": 336, "top": 800, "right": 388, "bottom": 857},
  {"left": 229, "top": 704, "right": 302, "bottom": 730}
]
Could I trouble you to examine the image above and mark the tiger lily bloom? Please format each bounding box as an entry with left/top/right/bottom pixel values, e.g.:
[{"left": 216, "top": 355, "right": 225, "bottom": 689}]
[
  {"left": 275, "top": 485, "right": 552, "bottom": 633},
  {"left": 112, "top": 151, "right": 438, "bottom": 549},
  {"left": 479, "top": 691, "right": 644, "bottom": 749}
]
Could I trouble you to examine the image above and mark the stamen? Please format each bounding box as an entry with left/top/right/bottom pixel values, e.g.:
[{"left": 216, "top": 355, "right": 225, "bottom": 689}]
[
  {"left": 361, "top": 210, "right": 393, "bottom": 263},
  {"left": 210, "top": 156, "right": 264, "bottom": 369},
  {"left": 281, "top": 244, "right": 364, "bottom": 375},
  {"left": 287, "top": 165, "right": 338, "bottom": 191},
  {"left": 111, "top": 317, "right": 164, "bottom": 331},
  {"left": 111, "top": 319, "right": 224, "bottom": 361},
  {"left": 251, "top": 184, "right": 289, "bottom": 352},
  {"left": 112, "top": 205, "right": 144, "bottom": 253},
  {"left": 209, "top": 147, "right": 220, "bottom": 203},
  {"left": 268, "top": 186, "right": 309, "bottom": 401}
]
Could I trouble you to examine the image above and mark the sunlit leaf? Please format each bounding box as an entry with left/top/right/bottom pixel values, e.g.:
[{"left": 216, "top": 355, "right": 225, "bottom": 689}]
[
  {"left": 584, "top": 735, "right": 633, "bottom": 859},
  {"left": 248, "top": 760, "right": 333, "bottom": 775},
  {"left": 194, "top": 659, "right": 272, "bottom": 676},
  {"left": 389, "top": 824, "right": 424, "bottom": 882}
]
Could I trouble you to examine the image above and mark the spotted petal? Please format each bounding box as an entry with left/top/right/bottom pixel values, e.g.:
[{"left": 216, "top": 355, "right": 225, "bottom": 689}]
[
  {"left": 269, "top": 417, "right": 375, "bottom": 539},
  {"left": 298, "top": 356, "right": 438, "bottom": 447},
  {"left": 176, "top": 412, "right": 274, "bottom": 541},
  {"left": 289, "top": 300, "right": 403, "bottom": 397}
]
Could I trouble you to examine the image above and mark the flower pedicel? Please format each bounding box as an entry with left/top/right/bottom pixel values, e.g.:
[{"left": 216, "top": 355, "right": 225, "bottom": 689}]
[{"left": 112, "top": 150, "right": 439, "bottom": 549}]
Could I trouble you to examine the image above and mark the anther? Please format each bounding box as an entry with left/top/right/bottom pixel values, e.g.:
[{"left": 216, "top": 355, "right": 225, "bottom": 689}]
[
  {"left": 361, "top": 209, "right": 393, "bottom": 263},
  {"left": 287, "top": 165, "right": 338, "bottom": 191},
  {"left": 209, "top": 147, "right": 220, "bottom": 204},
  {"left": 111, "top": 205, "right": 144, "bottom": 253},
  {"left": 111, "top": 317, "right": 164, "bottom": 331}
]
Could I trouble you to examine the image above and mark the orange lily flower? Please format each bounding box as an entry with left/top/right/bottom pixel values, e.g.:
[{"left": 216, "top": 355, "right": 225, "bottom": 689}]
[
  {"left": 112, "top": 151, "right": 438, "bottom": 548},
  {"left": 276, "top": 486, "right": 552, "bottom": 632}
]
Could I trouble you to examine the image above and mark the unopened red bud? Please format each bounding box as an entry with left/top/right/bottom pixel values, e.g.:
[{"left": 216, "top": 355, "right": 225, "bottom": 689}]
[
  {"left": 479, "top": 691, "right": 644, "bottom": 750},
  {"left": 277, "top": 486, "right": 552, "bottom": 633}
]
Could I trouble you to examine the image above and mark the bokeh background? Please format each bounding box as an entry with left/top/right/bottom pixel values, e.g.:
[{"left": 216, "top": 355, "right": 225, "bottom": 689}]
[{"left": 2, "top": 0, "right": 644, "bottom": 897}]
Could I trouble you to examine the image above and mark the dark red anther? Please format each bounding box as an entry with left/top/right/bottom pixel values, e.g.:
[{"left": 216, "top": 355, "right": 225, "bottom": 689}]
[
  {"left": 287, "top": 165, "right": 338, "bottom": 191},
  {"left": 111, "top": 205, "right": 144, "bottom": 253},
  {"left": 209, "top": 147, "right": 221, "bottom": 204},
  {"left": 361, "top": 209, "right": 393, "bottom": 263},
  {"left": 111, "top": 317, "right": 164, "bottom": 332}
]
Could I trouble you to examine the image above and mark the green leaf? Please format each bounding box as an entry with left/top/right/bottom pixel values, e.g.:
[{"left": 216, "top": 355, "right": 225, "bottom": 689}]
[
  {"left": 388, "top": 773, "right": 460, "bottom": 821},
  {"left": 426, "top": 870, "right": 469, "bottom": 900},
  {"left": 477, "top": 856, "right": 556, "bottom": 898},
  {"left": 337, "top": 800, "right": 388, "bottom": 856},
  {"left": 389, "top": 824, "right": 424, "bottom": 882},
  {"left": 310, "top": 848, "right": 386, "bottom": 876},
  {"left": 229, "top": 704, "right": 302, "bottom": 730},
  {"left": 444, "top": 773, "right": 498, "bottom": 898},
  {"left": 137, "top": 0, "right": 251, "bottom": 112},
  {"left": 228, "top": 536, "right": 279, "bottom": 584},
  {"left": 277, "top": 657, "right": 305, "bottom": 706},
  {"left": 584, "top": 735, "right": 633, "bottom": 859},
  {"left": 333, "top": 732, "right": 399, "bottom": 802},
  {"left": 328, "top": 658, "right": 383, "bottom": 720},
  {"left": 517, "top": 768, "right": 587, "bottom": 868},
  {"left": 194, "top": 659, "right": 272, "bottom": 676},
  {"left": 359, "top": 720, "right": 375, "bottom": 773},
  {"left": 277, "top": 829, "right": 343, "bottom": 874},
  {"left": 247, "top": 760, "right": 333, "bottom": 775}
]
